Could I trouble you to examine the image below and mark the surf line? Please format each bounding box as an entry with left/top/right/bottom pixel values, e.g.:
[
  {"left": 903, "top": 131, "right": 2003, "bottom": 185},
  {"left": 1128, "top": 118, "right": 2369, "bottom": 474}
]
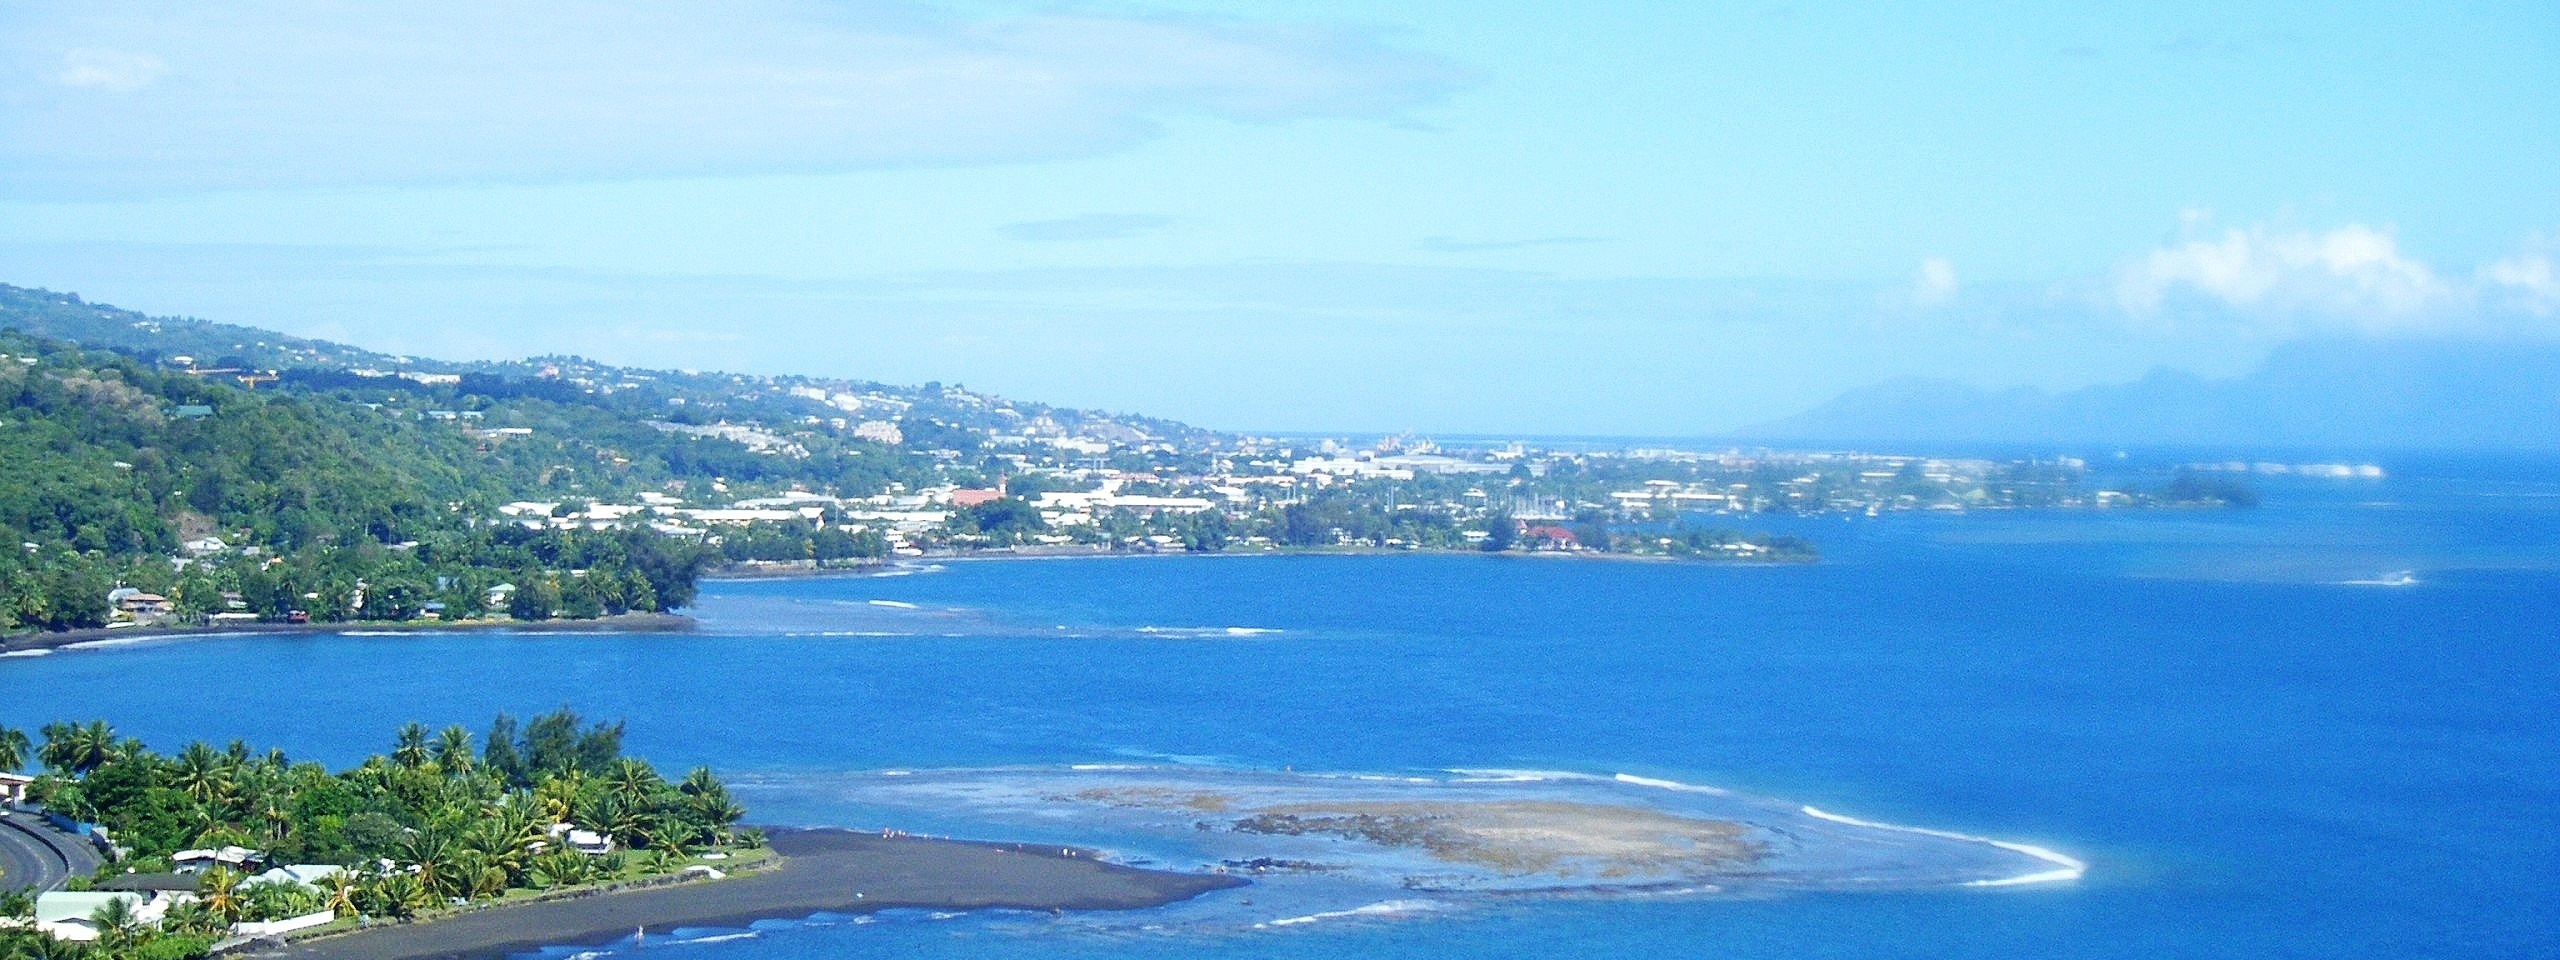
[{"left": 1799, "top": 807, "right": 2086, "bottom": 887}]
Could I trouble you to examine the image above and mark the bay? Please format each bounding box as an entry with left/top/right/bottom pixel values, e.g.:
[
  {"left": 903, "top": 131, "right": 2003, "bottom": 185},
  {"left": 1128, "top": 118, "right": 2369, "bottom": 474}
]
[{"left": 4, "top": 455, "right": 2555, "bottom": 958}]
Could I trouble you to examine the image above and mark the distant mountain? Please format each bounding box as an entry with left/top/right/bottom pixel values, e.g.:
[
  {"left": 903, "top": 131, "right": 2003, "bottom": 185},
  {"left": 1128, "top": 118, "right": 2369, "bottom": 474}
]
[{"left": 1747, "top": 339, "right": 2560, "bottom": 451}]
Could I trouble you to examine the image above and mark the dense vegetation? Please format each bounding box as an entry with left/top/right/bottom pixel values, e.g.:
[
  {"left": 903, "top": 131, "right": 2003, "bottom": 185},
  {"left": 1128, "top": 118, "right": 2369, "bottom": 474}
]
[
  {"left": 0, "top": 712, "right": 749, "bottom": 958},
  {"left": 0, "top": 331, "right": 715, "bottom": 631}
]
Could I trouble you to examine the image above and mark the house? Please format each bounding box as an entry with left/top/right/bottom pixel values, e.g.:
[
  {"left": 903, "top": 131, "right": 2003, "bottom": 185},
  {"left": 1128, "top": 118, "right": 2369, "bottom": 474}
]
[
  {"left": 547, "top": 822, "right": 615, "bottom": 856},
  {"left": 33, "top": 891, "right": 166, "bottom": 942},
  {"left": 949, "top": 488, "right": 1004, "bottom": 508},
  {"left": 182, "top": 536, "right": 230, "bottom": 556},
  {"left": 1521, "top": 525, "right": 1581, "bottom": 548},
  {"left": 172, "top": 845, "right": 267, "bottom": 874},
  {"left": 107, "top": 588, "right": 173, "bottom": 618},
  {"left": 0, "top": 771, "right": 31, "bottom": 805},
  {"left": 250, "top": 864, "right": 346, "bottom": 889},
  {"left": 95, "top": 874, "right": 202, "bottom": 896}
]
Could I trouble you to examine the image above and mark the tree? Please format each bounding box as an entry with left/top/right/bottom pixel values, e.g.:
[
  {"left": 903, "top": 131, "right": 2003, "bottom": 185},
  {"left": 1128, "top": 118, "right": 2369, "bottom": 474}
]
[
  {"left": 391, "top": 722, "right": 431, "bottom": 770},
  {"left": 430, "top": 726, "right": 475, "bottom": 777},
  {"left": 172, "top": 741, "right": 236, "bottom": 807},
  {"left": 360, "top": 577, "right": 428, "bottom": 621},
  {"left": 42, "top": 719, "right": 118, "bottom": 776},
  {"left": 89, "top": 895, "right": 145, "bottom": 952},
  {"left": 0, "top": 726, "right": 27, "bottom": 772},
  {"left": 507, "top": 577, "right": 558, "bottom": 621},
  {"left": 323, "top": 869, "right": 362, "bottom": 918},
  {"left": 1480, "top": 512, "right": 1517, "bottom": 552},
  {"left": 197, "top": 866, "right": 246, "bottom": 925}
]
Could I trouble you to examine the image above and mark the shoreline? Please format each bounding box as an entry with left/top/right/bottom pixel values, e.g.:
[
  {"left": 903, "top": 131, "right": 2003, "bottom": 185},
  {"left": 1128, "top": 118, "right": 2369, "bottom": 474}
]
[
  {"left": 707, "top": 543, "right": 1800, "bottom": 581},
  {"left": 0, "top": 612, "right": 694, "bottom": 657},
  {"left": 244, "top": 827, "right": 1246, "bottom": 960}
]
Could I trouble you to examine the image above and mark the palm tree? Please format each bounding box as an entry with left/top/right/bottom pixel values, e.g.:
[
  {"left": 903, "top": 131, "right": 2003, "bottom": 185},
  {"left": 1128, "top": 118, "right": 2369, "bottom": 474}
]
[
  {"left": 0, "top": 886, "right": 33, "bottom": 922},
  {"left": 391, "top": 723, "right": 431, "bottom": 770},
  {"left": 42, "top": 720, "right": 116, "bottom": 776},
  {"left": 258, "top": 792, "right": 297, "bottom": 847},
  {"left": 678, "top": 767, "right": 744, "bottom": 844},
  {"left": 88, "top": 896, "right": 144, "bottom": 951},
  {"left": 174, "top": 741, "right": 237, "bottom": 806},
  {"left": 199, "top": 865, "right": 248, "bottom": 925},
  {"left": 430, "top": 726, "right": 475, "bottom": 777},
  {"left": 0, "top": 726, "right": 28, "bottom": 772},
  {"left": 401, "top": 825, "right": 461, "bottom": 900},
  {"left": 161, "top": 897, "right": 227, "bottom": 937},
  {"left": 605, "top": 758, "right": 663, "bottom": 811},
  {"left": 365, "top": 872, "right": 433, "bottom": 921},
  {"left": 323, "top": 869, "right": 363, "bottom": 919},
  {"left": 528, "top": 850, "right": 590, "bottom": 889},
  {"left": 35, "top": 721, "right": 74, "bottom": 773}
]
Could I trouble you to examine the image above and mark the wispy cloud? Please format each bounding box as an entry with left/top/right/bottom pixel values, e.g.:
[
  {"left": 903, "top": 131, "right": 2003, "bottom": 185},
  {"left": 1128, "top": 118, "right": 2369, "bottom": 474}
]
[
  {"left": 1415, "top": 235, "right": 1603, "bottom": 253},
  {"left": 0, "top": 2, "right": 1469, "bottom": 197},
  {"left": 48, "top": 48, "right": 165, "bottom": 92},
  {"left": 1001, "top": 214, "right": 1174, "bottom": 243}
]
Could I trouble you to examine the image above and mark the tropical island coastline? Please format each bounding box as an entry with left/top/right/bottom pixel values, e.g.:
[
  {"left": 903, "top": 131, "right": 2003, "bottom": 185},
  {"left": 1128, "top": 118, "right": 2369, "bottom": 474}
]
[
  {"left": 244, "top": 829, "right": 1246, "bottom": 960},
  {"left": 0, "top": 282, "right": 2276, "bottom": 647},
  {"left": 0, "top": 713, "right": 1249, "bottom": 960}
]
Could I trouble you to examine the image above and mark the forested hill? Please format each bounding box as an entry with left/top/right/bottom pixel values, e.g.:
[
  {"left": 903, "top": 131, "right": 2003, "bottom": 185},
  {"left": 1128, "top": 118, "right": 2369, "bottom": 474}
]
[
  {"left": 0, "top": 329, "right": 710, "bottom": 631},
  {"left": 0, "top": 282, "right": 1254, "bottom": 635},
  {"left": 0, "top": 283, "right": 1211, "bottom": 447}
]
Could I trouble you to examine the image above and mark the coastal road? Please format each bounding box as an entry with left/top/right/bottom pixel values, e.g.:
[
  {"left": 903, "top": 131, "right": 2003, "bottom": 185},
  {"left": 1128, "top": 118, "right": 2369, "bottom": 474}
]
[{"left": 0, "top": 809, "right": 98, "bottom": 892}]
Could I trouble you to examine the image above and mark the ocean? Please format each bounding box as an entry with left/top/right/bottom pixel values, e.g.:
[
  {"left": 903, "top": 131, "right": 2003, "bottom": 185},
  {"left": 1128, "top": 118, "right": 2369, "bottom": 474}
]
[{"left": 4, "top": 453, "right": 2555, "bottom": 958}]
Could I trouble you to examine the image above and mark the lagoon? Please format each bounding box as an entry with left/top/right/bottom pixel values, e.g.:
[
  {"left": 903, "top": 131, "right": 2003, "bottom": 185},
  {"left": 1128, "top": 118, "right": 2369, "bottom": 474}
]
[{"left": 5, "top": 456, "right": 2556, "bottom": 958}]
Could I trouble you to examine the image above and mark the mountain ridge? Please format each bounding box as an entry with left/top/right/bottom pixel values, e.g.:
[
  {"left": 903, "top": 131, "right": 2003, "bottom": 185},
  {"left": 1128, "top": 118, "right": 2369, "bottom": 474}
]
[{"left": 1745, "top": 338, "right": 2560, "bottom": 452}]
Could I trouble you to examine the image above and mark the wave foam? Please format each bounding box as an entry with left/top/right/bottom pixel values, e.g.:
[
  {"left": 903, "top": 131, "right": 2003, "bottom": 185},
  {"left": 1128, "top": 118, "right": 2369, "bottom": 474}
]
[
  {"left": 671, "top": 931, "right": 759, "bottom": 945},
  {"left": 1258, "top": 899, "right": 1446, "bottom": 929},
  {"left": 1799, "top": 806, "right": 2085, "bottom": 886},
  {"left": 1613, "top": 773, "right": 1731, "bottom": 795},
  {"left": 867, "top": 600, "right": 920, "bottom": 609}
]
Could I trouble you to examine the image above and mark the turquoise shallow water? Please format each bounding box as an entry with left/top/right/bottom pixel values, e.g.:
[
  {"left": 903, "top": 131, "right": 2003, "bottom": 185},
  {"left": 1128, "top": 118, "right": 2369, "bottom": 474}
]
[{"left": 4, "top": 455, "right": 2557, "bottom": 958}]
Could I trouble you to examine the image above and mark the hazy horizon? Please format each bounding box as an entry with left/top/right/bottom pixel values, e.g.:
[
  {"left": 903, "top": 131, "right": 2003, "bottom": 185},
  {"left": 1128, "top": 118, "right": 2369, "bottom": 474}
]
[{"left": 4, "top": 2, "right": 2554, "bottom": 435}]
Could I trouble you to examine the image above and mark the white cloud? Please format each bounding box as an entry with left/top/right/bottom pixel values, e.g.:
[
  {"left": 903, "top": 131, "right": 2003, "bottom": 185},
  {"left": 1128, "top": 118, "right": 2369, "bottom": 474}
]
[
  {"left": 0, "top": 2, "right": 1466, "bottom": 197},
  {"left": 1910, "top": 256, "right": 1959, "bottom": 306},
  {"left": 2481, "top": 235, "right": 2560, "bottom": 315},
  {"left": 2115, "top": 217, "right": 2454, "bottom": 332},
  {"left": 48, "top": 48, "right": 165, "bottom": 92},
  {"left": 1876, "top": 255, "right": 1958, "bottom": 309}
]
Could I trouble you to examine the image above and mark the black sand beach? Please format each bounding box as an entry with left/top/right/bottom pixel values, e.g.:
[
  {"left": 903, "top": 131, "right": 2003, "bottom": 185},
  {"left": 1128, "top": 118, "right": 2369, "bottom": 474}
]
[
  {"left": 0, "top": 612, "right": 696, "bottom": 656},
  {"left": 240, "top": 828, "right": 1246, "bottom": 960}
]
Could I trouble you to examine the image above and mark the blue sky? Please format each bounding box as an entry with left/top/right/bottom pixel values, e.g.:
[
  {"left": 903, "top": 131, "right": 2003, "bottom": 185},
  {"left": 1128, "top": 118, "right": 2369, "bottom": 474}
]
[{"left": 2, "top": 1, "right": 2554, "bottom": 433}]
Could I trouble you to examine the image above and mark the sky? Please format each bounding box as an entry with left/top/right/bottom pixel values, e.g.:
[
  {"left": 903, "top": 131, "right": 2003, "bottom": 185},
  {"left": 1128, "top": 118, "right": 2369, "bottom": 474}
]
[{"left": 1, "top": 1, "right": 2555, "bottom": 434}]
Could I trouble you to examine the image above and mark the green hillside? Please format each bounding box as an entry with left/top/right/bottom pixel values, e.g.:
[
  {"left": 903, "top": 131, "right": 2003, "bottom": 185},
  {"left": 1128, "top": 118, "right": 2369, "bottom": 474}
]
[{"left": 0, "top": 330, "right": 710, "bottom": 631}]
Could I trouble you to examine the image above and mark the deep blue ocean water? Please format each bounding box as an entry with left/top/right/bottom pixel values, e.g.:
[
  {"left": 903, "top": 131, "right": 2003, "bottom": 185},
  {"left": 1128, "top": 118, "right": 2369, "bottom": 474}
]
[{"left": 5, "top": 456, "right": 2556, "bottom": 958}]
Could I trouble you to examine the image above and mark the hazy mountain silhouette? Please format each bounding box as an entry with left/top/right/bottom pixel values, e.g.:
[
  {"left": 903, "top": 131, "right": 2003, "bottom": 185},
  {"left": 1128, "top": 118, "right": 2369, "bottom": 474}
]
[{"left": 1748, "top": 339, "right": 2560, "bottom": 451}]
